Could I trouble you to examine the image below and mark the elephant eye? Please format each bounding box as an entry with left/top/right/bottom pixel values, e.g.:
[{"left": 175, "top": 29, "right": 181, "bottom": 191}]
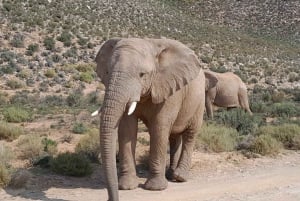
[{"left": 139, "top": 72, "right": 145, "bottom": 78}]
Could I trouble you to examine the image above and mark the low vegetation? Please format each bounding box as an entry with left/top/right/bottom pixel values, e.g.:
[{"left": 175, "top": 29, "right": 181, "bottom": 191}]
[
  {"left": 200, "top": 118, "right": 300, "bottom": 156},
  {"left": 0, "top": 143, "right": 14, "bottom": 187},
  {"left": 50, "top": 152, "right": 92, "bottom": 177},
  {"left": 197, "top": 124, "right": 239, "bottom": 152},
  {"left": 3, "top": 106, "right": 31, "bottom": 123},
  {"left": 256, "top": 124, "right": 300, "bottom": 150},
  {"left": 75, "top": 128, "right": 100, "bottom": 162},
  {"left": 249, "top": 135, "right": 281, "bottom": 156},
  {"left": 0, "top": 121, "right": 24, "bottom": 141},
  {"left": 72, "top": 122, "right": 88, "bottom": 134},
  {"left": 17, "top": 134, "right": 45, "bottom": 163}
]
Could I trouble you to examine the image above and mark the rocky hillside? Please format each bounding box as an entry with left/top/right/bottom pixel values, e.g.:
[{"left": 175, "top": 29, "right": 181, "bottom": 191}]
[{"left": 0, "top": 0, "right": 299, "bottom": 96}]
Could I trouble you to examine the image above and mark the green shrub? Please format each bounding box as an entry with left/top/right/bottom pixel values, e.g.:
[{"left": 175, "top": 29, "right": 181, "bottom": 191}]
[
  {"left": 270, "top": 102, "right": 298, "bottom": 117},
  {"left": 75, "top": 63, "right": 95, "bottom": 72},
  {"left": 271, "top": 91, "right": 285, "bottom": 103},
  {"left": 43, "top": 37, "right": 55, "bottom": 50},
  {"left": 26, "top": 44, "right": 39, "bottom": 56},
  {"left": 62, "top": 47, "right": 77, "bottom": 58},
  {"left": 0, "top": 121, "right": 24, "bottom": 141},
  {"left": 10, "top": 33, "right": 24, "bottom": 48},
  {"left": 216, "top": 110, "right": 262, "bottom": 135},
  {"left": 72, "top": 122, "right": 88, "bottom": 134},
  {"left": 51, "top": 54, "right": 62, "bottom": 63},
  {"left": 256, "top": 124, "right": 300, "bottom": 150},
  {"left": 75, "top": 128, "right": 100, "bottom": 162},
  {"left": 42, "top": 95, "right": 65, "bottom": 107},
  {"left": 42, "top": 138, "right": 58, "bottom": 156},
  {"left": 3, "top": 106, "right": 31, "bottom": 123},
  {"left": 78, "top": 37, "right": 89, "bottom": 46},
  {"left": 17, "top": 134, "right": 44, "bottom": 163},
  {"left": 250, "top": 135, "right": 281, "bottom": 156},
  {"left": 196, "top": 124, "right": 239, "bottom": 152},
  {"left": 6, "top": 79, "right": 25, "bottom": 89},
  {"left": 57, "top": 31, "right": 72, "bottom": 47},
  {"left": 79, "top": 72, "right": 94, "bottom": 83},
  {"left": 250, "top": 101, "right": 268, "bottom": 113},
  {"left": 44, "top": 69, "right": 57, "bottom": 78},
  {"left": 17, "top": 69, "right": 32, "bottom": 79},
  {"left": 0, "top": 50, "right": 15, "bottom": 62},
  {"left": 10, "top": 91, "right": 38, "bottom": 106},
  {"left": 50, "top": 152, "right": 92, "bottom": 177},
  {"left": 66, "top": 91, "right": 83, "bottom": 107}
]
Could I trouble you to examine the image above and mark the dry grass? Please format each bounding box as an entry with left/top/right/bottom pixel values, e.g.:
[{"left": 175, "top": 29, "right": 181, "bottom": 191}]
[
  {"left": 75, "top": 128, "right": 100, "bottom": 162},
  {"left": 256, "top": 124, "right": 300, "bottom": 150},
  {"left": 0, "top": 142, "right": 14, "bottom": 187},
  {"left": 17, "top": 134, "right": 44, "bottom": 162},
  {"left": 250, "top": 135, "right": 282, "bottom": 156},
  {"left": 0, "top": 121, "right": 24, "bottom": 141},
  {"left": 196, "top": 124, "right": 239, "bottom": 152}
]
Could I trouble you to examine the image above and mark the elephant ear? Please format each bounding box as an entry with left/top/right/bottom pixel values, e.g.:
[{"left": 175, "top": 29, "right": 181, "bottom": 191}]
[
  {"left": 95, "top": 38, "right": 121, "bottom": 85},
  {"left": 204, "top": 70, "right": 218, "bottom": 91},
  {"left": 151, "top": 40, "right": 202, "bottom": 104}
]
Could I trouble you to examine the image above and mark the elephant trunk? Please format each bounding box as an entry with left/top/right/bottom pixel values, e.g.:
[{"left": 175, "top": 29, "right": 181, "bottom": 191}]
[{"left": 100, "top": 72, "right": 131, "bottom": 201}]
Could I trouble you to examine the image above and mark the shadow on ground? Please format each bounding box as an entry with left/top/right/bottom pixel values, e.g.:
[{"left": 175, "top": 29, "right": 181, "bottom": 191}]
[{"left": 4, "top": 164, "right": 107, "bottom": 201}]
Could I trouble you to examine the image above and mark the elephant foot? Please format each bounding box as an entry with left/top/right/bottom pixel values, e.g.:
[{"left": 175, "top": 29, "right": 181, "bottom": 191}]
[
  {"left": 165, "top": 168, "right": 175, "bottom": 181},
  {"left": 144, "top": 176, "right": 168, "bottom": 191},
  {"left": 173, "top": 168, "right": 189, "bottom": 182},
  {"left": 118, "top": 175, "right": 138, "bottom": 190}
]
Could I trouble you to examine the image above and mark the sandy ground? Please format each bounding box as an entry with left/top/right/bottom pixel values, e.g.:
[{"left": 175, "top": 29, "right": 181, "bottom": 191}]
[{"left": 1, "top": 150, "right": 299, "bottom": 201}]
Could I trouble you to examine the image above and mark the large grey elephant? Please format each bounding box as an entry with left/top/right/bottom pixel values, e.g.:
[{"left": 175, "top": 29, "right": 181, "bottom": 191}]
[
  {"left": 204, "top": 70, "right": 252, "bottom": 118},
  {"left": 94, "top": 38, "right": 206, "bottom": 201}
]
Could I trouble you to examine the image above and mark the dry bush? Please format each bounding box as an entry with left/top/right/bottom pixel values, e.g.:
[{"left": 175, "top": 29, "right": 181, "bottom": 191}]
[
  {"left": 0, "top": 121, "right": 24, "bottom": 141},
  {"left": 0, "top": 164, "right": 11, "bottom": 188},
  {"left": 196, "top": 124, "right": 239, "bottom": 152},
  {"left": 256, "top": 124, "right": 300, "bottom": 150},
  {"left": 17, "top": 134, "right": 44, "bottom": 163},
  {"left": 75, "top": 128, "right": 100, "bottom": 162},
  {"left": 250, "top": 135, "right": 282, "bottom": 156},
  {"left": 0, "top": 143, "right": 14, "bottom": 187},
  {"left": 50, "top": 152, "right": 92, "bottom": 177}
]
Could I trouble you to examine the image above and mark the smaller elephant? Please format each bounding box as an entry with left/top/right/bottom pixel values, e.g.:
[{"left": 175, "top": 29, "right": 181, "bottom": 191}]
[{"left": 204, "top": 70, "right": 252, "bottom": 118}]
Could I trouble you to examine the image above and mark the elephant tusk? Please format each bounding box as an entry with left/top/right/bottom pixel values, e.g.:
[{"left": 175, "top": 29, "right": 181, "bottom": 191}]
[
  {"left": 91, "top": 107, "right": 101, "bottom": 117},
  {"left": 128, "top": 102, "right": 137, "bottom": 115}
]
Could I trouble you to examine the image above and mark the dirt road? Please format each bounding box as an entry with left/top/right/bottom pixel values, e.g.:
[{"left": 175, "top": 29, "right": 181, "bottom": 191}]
[{"left": 1, "top": 151, "right": 300, "bottom": 201}]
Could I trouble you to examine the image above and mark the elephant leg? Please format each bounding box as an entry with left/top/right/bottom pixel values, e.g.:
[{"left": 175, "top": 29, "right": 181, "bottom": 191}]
[
  {"left": 166, "top": 135, "right": 182, "bottom": 181},
  {"left": 238, "top": 89, "right": 252, "bottom": 115},
  {"left": 205, "top": 96, "right": 214, "bottom": 119},
  {"left": 172, "top": 129, "right": 196, "bottom": 182},
  {"left": 144, "top": 124, "right": 169, "bottom": 190},
  {"left": 118, "top": 114, "right": 139, "bottom": 190}
]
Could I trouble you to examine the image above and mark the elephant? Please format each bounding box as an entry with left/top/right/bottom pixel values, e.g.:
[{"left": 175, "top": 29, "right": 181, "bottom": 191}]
[
  {"left": 94, "top": 38, "right": 207, "bottom": 201},
  {"left": 204, "top": 70, "right": 252, "bottom": 118}
]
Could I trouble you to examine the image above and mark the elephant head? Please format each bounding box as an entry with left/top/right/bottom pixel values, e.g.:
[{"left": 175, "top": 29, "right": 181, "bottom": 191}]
[{"left": 95, "top": 38, "right": 201, "bottom": 201}]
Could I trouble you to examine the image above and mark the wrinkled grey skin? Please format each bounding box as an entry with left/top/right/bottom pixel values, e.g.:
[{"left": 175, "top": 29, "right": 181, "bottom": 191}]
[
  {"left": 95, "top": 38, "right": 206, "bottom": 201},
  {"left": 204, "top": 70, "right": 252, "bottom": 118}
]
